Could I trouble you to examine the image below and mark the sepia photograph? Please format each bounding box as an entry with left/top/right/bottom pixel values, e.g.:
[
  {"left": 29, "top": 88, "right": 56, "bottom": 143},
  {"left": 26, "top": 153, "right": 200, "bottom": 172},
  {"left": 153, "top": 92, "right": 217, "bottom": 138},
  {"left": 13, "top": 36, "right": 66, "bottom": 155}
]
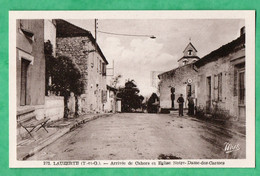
[{"left": 9, "top": 11, "right": 255, "bottom": 168}]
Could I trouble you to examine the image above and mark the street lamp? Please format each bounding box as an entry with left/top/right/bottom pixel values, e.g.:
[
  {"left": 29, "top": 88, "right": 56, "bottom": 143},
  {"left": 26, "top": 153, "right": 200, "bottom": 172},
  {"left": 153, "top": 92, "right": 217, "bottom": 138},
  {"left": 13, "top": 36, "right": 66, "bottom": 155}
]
[{"left": 97, "top": 30, "right": 156, "bottom": 39}]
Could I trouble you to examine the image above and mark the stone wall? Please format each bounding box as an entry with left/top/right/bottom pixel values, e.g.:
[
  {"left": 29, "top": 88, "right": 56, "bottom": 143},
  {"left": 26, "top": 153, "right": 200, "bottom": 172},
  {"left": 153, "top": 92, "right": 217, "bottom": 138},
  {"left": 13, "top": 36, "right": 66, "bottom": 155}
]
[
  {"left": 197, "top": 48, "right": 245, "bottom": 119},
  {"left": 45, "top": 96, "right": 64, "bottom": 121},
  {"left": 56, "top": 36, "right": 107, "bottom": 113},
  {"left": 56, "top": 36, "right": 90, "bottom": 85},
  {"left": 87, "top": 51, "right": 107, "bottom": 113}
]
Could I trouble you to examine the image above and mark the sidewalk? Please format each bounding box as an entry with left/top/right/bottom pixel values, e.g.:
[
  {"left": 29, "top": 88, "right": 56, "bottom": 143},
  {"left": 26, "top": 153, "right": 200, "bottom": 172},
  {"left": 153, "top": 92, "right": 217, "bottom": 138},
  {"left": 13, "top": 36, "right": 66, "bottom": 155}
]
[
  {"left": 167, "top": 109, "right": 245, "bottom": 136},
  {"left": 17, "top": 113, "right": 111, "bottom": 160},
  {"left": 191, "top": 115, "right": 246, "bottom": 136}
]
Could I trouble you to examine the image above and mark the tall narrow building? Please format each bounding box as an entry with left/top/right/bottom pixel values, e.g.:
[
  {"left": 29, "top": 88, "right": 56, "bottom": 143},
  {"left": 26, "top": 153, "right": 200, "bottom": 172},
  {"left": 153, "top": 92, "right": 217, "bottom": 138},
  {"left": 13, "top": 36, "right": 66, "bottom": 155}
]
[{"left": 178, "top": 42, "right": 200, "bottom": 67}]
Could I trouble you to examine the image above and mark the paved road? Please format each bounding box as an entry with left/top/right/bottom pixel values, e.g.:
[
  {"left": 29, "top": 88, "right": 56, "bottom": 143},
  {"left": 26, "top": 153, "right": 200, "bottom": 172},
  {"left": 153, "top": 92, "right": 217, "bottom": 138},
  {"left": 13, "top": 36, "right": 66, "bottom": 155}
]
[{"left": 29, "top": 113, "right": 245, "bottom": 160}]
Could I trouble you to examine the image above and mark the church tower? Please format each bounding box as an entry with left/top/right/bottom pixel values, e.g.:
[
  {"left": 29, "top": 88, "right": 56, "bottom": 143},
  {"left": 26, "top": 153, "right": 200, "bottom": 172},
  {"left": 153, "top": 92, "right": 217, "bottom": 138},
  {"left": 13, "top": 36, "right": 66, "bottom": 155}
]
[{"left": 178, "top": 42, "right": 200, "bottom": 67}]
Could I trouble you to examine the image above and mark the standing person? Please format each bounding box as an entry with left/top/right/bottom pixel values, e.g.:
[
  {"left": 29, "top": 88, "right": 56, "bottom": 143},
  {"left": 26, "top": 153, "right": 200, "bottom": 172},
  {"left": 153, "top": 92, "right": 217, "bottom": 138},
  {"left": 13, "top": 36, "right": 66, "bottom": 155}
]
[
  {"left": 187, "top": 95, "right": 195, "bottom": 116},
  {"left": 177, "top": 94, "right": 184, "bottom": 116},
  {"left": 67, "top": 92, "right": 76, "bottom": 118}
]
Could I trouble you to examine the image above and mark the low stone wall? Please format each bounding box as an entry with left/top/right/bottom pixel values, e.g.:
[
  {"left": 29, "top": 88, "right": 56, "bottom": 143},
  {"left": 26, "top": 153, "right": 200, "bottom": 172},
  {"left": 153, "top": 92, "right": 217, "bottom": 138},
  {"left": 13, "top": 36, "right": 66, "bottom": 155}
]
[{"left": 45, "top": 96, "right": 64, "bottom": 121}]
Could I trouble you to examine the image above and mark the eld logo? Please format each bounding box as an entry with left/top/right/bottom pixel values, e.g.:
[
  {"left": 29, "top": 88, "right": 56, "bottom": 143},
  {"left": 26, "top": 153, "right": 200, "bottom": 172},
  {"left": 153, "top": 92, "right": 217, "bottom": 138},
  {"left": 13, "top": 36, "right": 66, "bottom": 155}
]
[{"left": 224, "top": 142, "right": 240, "bottom": 153}]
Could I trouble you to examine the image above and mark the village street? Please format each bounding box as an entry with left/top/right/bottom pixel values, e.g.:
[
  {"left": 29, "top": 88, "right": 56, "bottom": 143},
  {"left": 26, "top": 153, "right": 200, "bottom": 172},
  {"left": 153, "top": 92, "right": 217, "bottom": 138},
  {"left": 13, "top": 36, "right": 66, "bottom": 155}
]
[{"left": 28, "top": 113, "right": 245, "bottom": 160}]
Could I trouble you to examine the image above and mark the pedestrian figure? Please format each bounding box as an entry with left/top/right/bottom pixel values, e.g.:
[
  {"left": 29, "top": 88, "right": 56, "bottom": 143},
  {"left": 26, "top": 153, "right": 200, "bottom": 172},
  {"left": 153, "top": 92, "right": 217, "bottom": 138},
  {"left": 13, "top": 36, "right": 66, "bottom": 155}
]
[
  {"left": 67, "top": 92, "right": 76, "bottom": 118},
  {"left": 187, "top": 95, "right": 194, "bottom": 116},
  {"left": 177, "top": 94, "right": 184, "bottom": 116},
  {"left": 76, "top": 95, "right": 82, "bottom": 116},
  {"left": 170, "top": 87, "right": 175, "bottom": 109}
]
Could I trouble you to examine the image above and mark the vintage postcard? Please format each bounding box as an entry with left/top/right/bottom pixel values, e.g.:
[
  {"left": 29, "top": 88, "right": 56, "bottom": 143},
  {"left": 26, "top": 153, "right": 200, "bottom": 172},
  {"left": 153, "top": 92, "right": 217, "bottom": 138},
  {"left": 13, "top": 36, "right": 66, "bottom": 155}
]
[{"left": 9, "top": 10, "right": 255, "bottom": 168}]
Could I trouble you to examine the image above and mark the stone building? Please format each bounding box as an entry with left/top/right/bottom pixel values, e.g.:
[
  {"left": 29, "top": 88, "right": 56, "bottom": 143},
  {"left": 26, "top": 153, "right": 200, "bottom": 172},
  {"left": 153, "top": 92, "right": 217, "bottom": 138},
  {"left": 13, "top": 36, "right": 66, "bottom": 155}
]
[
  {"left": 178, "top": 42, "right": 200, "bottom": 67},
  {"left": 158, "top": 42, "right": 200, "bottom": 109},
  {"left": 55, "top": 19, "right": 108, "bottom": 113},
  {"left": 158, "top": 27, "right": 245, "bottom": 121},
  {"left": 195, "top": 28, "right": 245, "bottom": 121}
]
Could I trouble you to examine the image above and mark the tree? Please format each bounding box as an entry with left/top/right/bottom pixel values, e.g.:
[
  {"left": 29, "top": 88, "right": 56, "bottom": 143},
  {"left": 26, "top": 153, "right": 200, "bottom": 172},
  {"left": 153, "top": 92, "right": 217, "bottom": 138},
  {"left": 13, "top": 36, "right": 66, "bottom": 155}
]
[
  {"left": 45, "top": 41, "right": 84, "bottom": 118},
  {"left": 44, "top": 40, "right": 84, "bottom": 97},
  {"left": 117, "top": 79, "right": 143, "bottom": 112}
]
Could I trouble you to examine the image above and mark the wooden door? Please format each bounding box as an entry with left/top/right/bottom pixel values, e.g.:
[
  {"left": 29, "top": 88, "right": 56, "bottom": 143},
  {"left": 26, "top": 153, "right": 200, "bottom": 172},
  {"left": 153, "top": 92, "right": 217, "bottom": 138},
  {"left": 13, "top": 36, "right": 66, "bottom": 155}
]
[
  {"left": 20, "top": 59, "right": 30, "bottom": 106},
  {"left": 238, "top": 70, "right": 245, "bottom": 120}
]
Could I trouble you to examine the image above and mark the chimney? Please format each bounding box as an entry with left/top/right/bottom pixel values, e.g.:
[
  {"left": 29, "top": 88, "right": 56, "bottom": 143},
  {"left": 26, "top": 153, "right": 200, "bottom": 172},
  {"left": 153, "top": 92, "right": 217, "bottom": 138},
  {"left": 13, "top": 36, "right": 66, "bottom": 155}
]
[{"left": 240, "top": 26, "right": 245, "bottom": 36}]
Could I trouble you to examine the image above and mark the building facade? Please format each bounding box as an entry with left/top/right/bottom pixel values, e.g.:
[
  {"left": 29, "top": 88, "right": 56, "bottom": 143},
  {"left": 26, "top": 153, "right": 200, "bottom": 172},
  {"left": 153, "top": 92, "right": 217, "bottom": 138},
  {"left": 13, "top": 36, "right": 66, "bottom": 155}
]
[
  {"left": 158, "top": 42, "right": 200, "bottom": 109},
  {"left": 158, "top": 27, "right": 245, "bottom": 121},
  {"left": 195, "top": 30, "right": 245, "bottom": 121},
  {"left": 55, "top": 19, "right": 108, "bottom": 114},
  {"left": 16, "top": 19, "right": 46, "bottom": 119}
]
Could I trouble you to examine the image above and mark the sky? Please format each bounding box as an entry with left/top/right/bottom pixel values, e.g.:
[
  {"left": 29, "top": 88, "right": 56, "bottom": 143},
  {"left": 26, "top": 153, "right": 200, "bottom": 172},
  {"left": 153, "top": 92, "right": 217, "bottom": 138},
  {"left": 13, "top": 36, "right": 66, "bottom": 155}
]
[{"left": 67, "top": 19, "right": 244, "bottom": 97}]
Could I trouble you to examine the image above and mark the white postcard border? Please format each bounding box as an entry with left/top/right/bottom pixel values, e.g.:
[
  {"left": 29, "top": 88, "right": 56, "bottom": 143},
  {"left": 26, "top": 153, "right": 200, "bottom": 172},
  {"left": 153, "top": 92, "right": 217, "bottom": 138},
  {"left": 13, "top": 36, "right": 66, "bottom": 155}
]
[{"left": 9, "top": 10, "right": 255, "bottom": 168}]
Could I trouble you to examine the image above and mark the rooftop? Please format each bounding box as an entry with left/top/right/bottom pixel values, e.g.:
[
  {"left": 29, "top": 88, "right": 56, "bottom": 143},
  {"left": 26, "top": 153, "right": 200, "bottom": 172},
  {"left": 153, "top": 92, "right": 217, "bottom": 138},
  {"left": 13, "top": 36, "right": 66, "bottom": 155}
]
[
  {"left": 195, "top": 33, "right": 245, "bottom": 67},
  {"left": 55, "top": 19, "right": 109, "bottom": 65}
]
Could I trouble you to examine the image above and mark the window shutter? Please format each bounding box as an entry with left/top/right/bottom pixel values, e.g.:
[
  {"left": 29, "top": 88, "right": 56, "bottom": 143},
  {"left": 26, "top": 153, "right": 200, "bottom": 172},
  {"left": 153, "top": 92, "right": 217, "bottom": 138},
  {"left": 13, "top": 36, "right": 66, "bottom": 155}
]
[
  {"left": 234, "top": 69, "right": 237, "bottom": 96},
  {"left": 218, "top": 73, "right": 222, "bottom": 101},
  {"left": 214, "top": 75, "right": 218, "bottom": 101}
]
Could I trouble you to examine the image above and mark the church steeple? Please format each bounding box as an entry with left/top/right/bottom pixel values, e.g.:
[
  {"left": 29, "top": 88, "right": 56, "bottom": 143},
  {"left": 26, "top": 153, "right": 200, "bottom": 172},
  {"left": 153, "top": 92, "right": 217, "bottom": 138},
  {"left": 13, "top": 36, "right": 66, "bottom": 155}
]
[{"left": 178, "top": 41, "right": 200, "bottom": 67}]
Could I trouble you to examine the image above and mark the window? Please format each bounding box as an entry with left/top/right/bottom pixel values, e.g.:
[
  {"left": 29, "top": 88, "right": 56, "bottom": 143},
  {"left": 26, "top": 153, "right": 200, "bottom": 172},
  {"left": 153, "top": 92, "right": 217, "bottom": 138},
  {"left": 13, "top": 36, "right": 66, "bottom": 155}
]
[
  {"left": 20, "top": 20, "right": 34, "bottom": 41},
  {"left": 102, "top": 63, "right": 106, "bottom": 76},
  {"left": 100, "top": 60, "right": 102, "bottom": 74},
  {"left": 20, "top": 20, "right": 33, "bottom": 31},
  {"left": 238, "top": 71, "right": 245, "bottom": 105},
  {"left": 97, "top": 57, "right": 99, "bottom": 72},
  {"left": 183, "top": 60, "right": 188, "bottom": 65},
  {"left": 188, "top": 50, "right": 192, "bottom": 56}
]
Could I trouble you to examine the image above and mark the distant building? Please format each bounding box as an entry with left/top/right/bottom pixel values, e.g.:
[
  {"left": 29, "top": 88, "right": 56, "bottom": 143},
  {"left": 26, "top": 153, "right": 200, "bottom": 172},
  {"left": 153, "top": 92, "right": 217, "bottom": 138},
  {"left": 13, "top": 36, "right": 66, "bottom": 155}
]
[
  {"left": 158, "top": 27, "right": 245, "bottom": 121},
  {"left": 195, "top": 28, "right": 245, "bottom": 121},
  {"left": 55, "top": 19, "right": 108, "bottom": 113},
  {"left": 104, "top": 85, "right": 117, "bottom": 113},
  {"left": 178, "top": 42, "right": 200, "bottom": 67},
  {"left": 158, "top": 42, "right": 200, "bottom": 109}
]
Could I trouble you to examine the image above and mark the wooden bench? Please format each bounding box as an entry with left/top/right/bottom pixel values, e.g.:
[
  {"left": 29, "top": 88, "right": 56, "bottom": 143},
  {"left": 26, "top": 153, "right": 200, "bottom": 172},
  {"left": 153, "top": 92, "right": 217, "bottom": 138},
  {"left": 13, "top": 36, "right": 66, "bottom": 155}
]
[{"left": 17, "top": 113, "right": 50, "bottom": 138}]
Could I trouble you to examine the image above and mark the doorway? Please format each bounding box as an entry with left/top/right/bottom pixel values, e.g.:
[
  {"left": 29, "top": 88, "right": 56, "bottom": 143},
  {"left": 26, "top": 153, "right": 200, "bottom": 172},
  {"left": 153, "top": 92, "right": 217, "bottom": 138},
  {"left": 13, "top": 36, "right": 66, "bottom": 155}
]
[
  {"left": 186, "top": 84, "right": 192, "bottom": 98},
  {"left": 206, "top": 76, "right": 211, "bottom": 113},
  {"left": 238, "top": 70, "right": 245, "bottom": 120},
  {"left": 20, "top": 58, "right": 30, "bottom": 106}
]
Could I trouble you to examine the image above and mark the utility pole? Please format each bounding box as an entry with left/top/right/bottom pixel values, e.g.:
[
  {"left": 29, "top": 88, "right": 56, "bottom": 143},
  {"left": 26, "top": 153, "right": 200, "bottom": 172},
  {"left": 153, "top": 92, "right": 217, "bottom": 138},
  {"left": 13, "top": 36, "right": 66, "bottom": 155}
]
[{"left": 95, "top": 19, "right": 97, "bottom": 42}]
